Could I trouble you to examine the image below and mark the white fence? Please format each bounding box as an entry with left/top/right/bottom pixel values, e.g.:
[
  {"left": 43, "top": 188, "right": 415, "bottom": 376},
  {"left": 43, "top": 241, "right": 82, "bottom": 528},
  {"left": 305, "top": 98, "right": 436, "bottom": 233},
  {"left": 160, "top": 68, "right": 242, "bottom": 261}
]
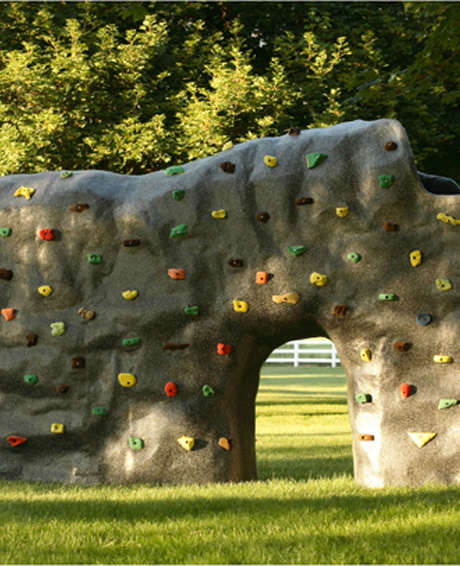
[{"left": 265, "top": 339, "right": 341, "bottom": 368}]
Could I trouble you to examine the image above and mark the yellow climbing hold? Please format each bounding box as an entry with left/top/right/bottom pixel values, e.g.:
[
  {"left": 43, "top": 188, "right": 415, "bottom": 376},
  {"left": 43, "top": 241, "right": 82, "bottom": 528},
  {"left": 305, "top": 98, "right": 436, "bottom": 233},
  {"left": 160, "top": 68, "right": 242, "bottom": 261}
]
[
  {"left": 436, "top": 278, "right": 452, "bottom": 291},
  {"left": 360, "top": 349, "right": 372, "bottom": 362},
  {"left": 408, "top": 432, "right": 437, "bottom": 448},
  {"left": 122, "top": 290, "right": 138, "bottom": 300},
  {"left": 272, "top": 293, "right": 300, "bottom": 305},
  {"left": 336, "top": 207, "right": 349, "bottom": 218},
  {"left": 264, "top": 155, "right": 277, "bottom": 167},
  {"left": 51, "top": 423, "right": 65, "bottom": 434},
  {"left": 433, "top": 355, "right": 453, "bottom": 364},
  {"left": 38, "top": 285, "right": 53, "bottom": 297},
  {"left": 178, "top": 436, "right": 195, "bottom": 451},
  {"left": 233, "top": 300, "right": 249, "bottom": 313},
  {"left": 118, "top": 373, "right": 137, "bottom": 387},
  {"left": 14, "top": 186, "right": 35, "bottom": 200},
  {"left": 437, "top": 212, "right": 460, "bottom": 226},
  {"left": 212, "top": 209, "right": 227, "bottom": 219},
  {"left": 410, "top": 250, "right": 422, "bottom": 267},
  {"left": 310, "top": 272, "right": 328, "bottom": 286}
]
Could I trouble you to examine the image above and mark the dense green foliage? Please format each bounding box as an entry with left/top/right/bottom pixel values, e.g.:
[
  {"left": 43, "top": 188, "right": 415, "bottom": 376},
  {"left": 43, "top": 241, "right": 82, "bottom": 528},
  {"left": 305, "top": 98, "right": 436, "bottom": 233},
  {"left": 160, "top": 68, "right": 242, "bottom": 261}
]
[{"left": 0, "top": 2, "right": 459, "bottom": 180}]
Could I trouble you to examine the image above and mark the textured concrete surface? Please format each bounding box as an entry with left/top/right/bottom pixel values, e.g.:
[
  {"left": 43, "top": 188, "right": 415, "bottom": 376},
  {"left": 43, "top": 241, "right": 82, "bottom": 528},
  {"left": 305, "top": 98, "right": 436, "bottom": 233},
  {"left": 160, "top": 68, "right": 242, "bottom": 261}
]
[{"left": 1, "top": 118, "right": 460, "bottom": 486}]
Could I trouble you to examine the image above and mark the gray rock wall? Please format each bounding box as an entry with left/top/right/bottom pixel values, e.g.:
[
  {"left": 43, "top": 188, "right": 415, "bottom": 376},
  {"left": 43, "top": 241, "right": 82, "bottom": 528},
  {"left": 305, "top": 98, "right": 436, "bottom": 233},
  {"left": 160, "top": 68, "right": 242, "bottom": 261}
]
[{"left": 1, "top": 118, "right": 460, "bottom": 487}]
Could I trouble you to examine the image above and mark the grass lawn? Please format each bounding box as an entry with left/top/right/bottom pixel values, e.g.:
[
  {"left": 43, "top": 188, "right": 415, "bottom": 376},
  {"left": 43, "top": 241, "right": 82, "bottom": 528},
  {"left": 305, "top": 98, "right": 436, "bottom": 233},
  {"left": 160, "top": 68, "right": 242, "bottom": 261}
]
[{"left": 2, "top": 366, "right": 460, "bottom": 564}]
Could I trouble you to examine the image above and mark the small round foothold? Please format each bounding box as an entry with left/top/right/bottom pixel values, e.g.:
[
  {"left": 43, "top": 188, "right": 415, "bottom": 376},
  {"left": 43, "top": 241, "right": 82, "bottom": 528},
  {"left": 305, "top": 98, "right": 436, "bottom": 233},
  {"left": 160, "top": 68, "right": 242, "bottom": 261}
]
[
  {"left": 85, "top": 310, "right": 95, "bottom": 320},
  {"left": 202, "top": 385, "right": 215, "bottom": 397},
  {"left": 228, "top": 258, "right": 243, "bottom": 268},
  {"left": 220, "top": 161, "right": 235, "bottom": 173},
  {"left": 347, "top": 252, "right": 361, "bottom": 263},
  {"left": 78, "top": 308, "right": 85, "bottom": 315},
  {"left": 255, "top": 211, "right": 270, "bottom": 223},
  {"left": 88, "top": 254, "right": 102, "bottom": 265},
  {"left": 39, "top": 229, "right": 55, "bottom": 241},
  {"left": 417, "top": 313, "right": 432, "bottom": 326},
  {"left": 385, "top": 141, "right": 398, "bottom": 151},
  {"left": 129, "top": 437, "right": 144, "bottom": 450},
  {"left": 24, "top": 374, "right": 38, "bottom": 386},
  {"left": 295, "top": 196, "right": 313, "bottom": 205},
  {"left": 165, "top": 382, "right": 178, "bottom": 397},
  {"left": 288, "top": 126, "right": 301, "bottom": 136},
  {"left": 26, "top": 333, "right": 38, "bottom": 347},
  {"left": 56, "top": 385, "right": 69, "bottom": 394},
  {"left": 400, "top": 383, "right": 412, "bottom": 398}
]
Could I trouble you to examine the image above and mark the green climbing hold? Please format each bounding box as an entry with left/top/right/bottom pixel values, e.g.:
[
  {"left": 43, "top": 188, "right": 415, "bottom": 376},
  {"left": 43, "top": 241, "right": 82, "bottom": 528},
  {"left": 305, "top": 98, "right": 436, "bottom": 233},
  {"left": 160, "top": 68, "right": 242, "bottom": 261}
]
[
  {"left": 202, "top": 385, "right": 215, "bottom": 397},
  {"left": 170, "top": 224, "right": 187, "bottom": 238},
  {"left": 347, "top": 252, "right": 361, "bottom": 263},
  {"left": 379, "top": 293, "right": 399, "bottom": 301},
  {"left": 24, "top": 374, "right": 38, "bottom": 386},
  {"left": 356, "top": 393, "right": 372, "bottom": 404},
  {"left": 378, "top": 174, "right": 394, "bottom": 188},
  {"left": 0, "top": 228, "right": 11, "bottom": 237},
  {"left": 287, "top": 246, "right": 307, "bottom": 257},
  {"left": 88, "top": 254, "right": 102, "bottom": 265},
  {"left": 123, "top": 338, "right": 141, "bottom": 347},
  {"left": 173, "top": 190, "right": 185, "bottom": 200},
  {"left": 129, "top": 437, "right": 144, "bottom": 450},
  {"left": 92, "top": 407, "right": 107, "bottom": 416},
  {"left": 165, "top": 166, "right": 185, "bottom": 176},
  {"left": 184, "top": 306, "right": 199, "bottom": 315},
  {"left": 306, "top": 152, "right": 328, "bottom": 169},
  {"left": 438, "top": 399, "right": 458, "bottom": 410},
  {"left": 60, "top": 171, "right": 73, "bottom": 178},
  {"left": 50, "top": 322, "right": 66, "bottom": 336}
]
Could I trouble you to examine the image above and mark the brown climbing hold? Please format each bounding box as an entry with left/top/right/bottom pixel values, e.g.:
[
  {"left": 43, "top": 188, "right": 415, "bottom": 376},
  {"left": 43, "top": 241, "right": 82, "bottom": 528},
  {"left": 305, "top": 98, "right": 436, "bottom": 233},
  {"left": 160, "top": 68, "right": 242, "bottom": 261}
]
[
  {"left": 295, "top": 197, "right": 313, "bottom": 205},
  {"left": 220, "top": 162, "right": 235, "bottom": 173},
  {"left": 7, "top": 436, "right": 27, "bottom": 447},
  {"left": 0, "top": 269, "right": 13, "bottom": 281},
  {"left": 288, "top": 126, "right": 301, "bottom": 136},
  {"left": 228, "top": 258, "right": 243, "bottom": 268},
  {"left": 394, "top": 342, "right": 410, "bottom": 352},
  {"left": 78, "top": 308, "right": 95, "bottom": 320},
  {"left": 123, "top": 239, "right": 140, "bottom": 247},
  {"left": 334, "top": 305, "right": 347, "bottom": 317},
  {"left": 71, "top": 356, "right": 85, "bottom": 368},
  {"left": 219, "top": 437, "right": 232, "bottom": 450},
  {"left": 217, "top": 343, "right": 232, "bottom": 355},
  {"left": 256, "top": 272, "right": 270, "bottom": 285},
  {"left": 255, "top": 211, "right": 270, "bottom": 223},
  {"left": 1, "top": 308, "right": 15, "bottom": 321},
  {"left": 26, "top": 334, "right": 38, "bottom": 347},
  {"left": 56, "top": 385, "right": 69, "bottom": 394},
  {"left": 69, "top": 203, "right": 89, "bottom": 213},
  {"left": 384, "top": 221, "right": 398, "bottom": 232},
  {"left": 400, "top": 384, "right": 412, "bottom": 398},
  {"left": 163, "top": 343, "right": 190, "bottom": 351},
  {"left": 359, "top": 434, "right": 375, "bottom": 441},
  {"left": 385, "top": 141, "right": 398, "bottom": 151},
  {"left": 168, "top": 269, "right": 186, "bottom": 280}
]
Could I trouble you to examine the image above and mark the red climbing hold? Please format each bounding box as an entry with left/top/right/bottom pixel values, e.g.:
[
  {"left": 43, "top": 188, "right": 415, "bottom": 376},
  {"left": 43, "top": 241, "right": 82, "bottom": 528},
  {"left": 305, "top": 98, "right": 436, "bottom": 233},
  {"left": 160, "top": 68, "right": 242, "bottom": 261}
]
[
  {"left": 168, "top": 269, "right": 186, "bottom": 280},
  {"left": 217, "top": 343, "right": 232, "bottom": 355},
  {"left": 39, "top": 229, "right": 55, "bottom": 241},
  {"left": 164, "top": 382, "right": 178, "bottom": 397},
  {"left": 7, "top": 436, "right": 27, "bottom": 447},
  {"left": 400, "top": 384, "right": 412, "bottom": 398}
]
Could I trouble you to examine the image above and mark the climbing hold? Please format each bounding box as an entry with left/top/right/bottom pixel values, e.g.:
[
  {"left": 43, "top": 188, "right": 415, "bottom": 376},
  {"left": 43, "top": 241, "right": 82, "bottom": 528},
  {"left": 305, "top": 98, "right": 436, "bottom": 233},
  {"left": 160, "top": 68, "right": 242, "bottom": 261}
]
[
  {"left": 165, "top": 166, "right": 185, "bottom": 176},
  {"left": 51, "top": 423, "right": 65, "bottom": 434},
  {"left": 256, "top": 272, "right": 270, "bottom": 285},
  {"left": 287, "top": 246, "right": 306, "bottom": 257},
  {"left": 92, "top": 407, "right": 107, "bottom": 416},
  {"left": 168, "top": 269, "right": 186, "bottom": 280},
  {"left": 212, "top": 209, "right": 227, "bottom": 219},
  {"left": 220, "top": 162, "right": 235, "bottom": 173},
  {"left": 219, "top": 437, "right": 232, "bottom": 450},
  {"left": 438, "top": 399, "right": 457, "bottom": 410},
  {"left": 410, "top": 250, "right": 422, "bottom": 267},
  {"left": 408, "top": 432, "right": 436, "bottom": 448},
  {"left": 310, "top": 272, "right": 328, "bottom": 286},
  {"left": 400, "top": 384, "right": 413, "bottom": 398},
  {"left": 38, "top": 286, "right": 53, "bottom": 297},
  {"left": 356, "top": 393, "right": 372, "bottom": 404},
  {"left": 122, "top": 290, "right": 138, "bottom": 300},
  {"left": 433, "top": 355, "right": 453, "bottom": 363},
  {"left": 334, "top": 305, "right": 347, "bottom": 317},
  {"left": 379, "top": 174, "right": 394, "bottom": 188},
  {"left": 26, "top": 334, "right": 38, "bottom": 347},
  {"left": 336, "top": 207, "right": 349, "bottom": 218},
  {"left": 306, "top": 152, "right": 328, "bottom": 168},
  {"left": 222, "top": 141, "right": 234, "bottom": 151},
  {"left": 272, "top": 293, "right": 300, "bottom": 305},
  {"left": 359, "top": 434, "right": 374, "bottom": 441},
  {"left": 87, "top": 254, "right": 102, "bottom": 265},
  {"left": 264, "top": 155, "right": 277, "bottom": 167},
  {"left": 170, "top": 224, "right": 187, "bottom": 238},
  {"left": 129, "top": 437, "right": 144, "bottom": 450},
  {"left": 7, "top": 436, "right": 27, "bottom": 447},
  {"left": 184, "top": 306, "right": 199, "bottom": 315},
  {"left": 118, "top": 373, "right": 137, "bottom": 387},
  {"left": 123, "top": 337, "right": 141, "bottom": 347},
  {"left": 288, "top": 126, "right": 301, "bottom": 136},
  {"left": 385, "top": 141, "right": 398, "bottom": 151},
  {"left": 71, "top": 356, "right": 85, "bottom": 369},
  {"left": 347, "top": 252, "right": 361, "bottom": 263},
  {"left": 360, "top": 349, "right": 372, "bottom": 362},
  {"left": 417, "top": 313, "right": 432, "bottom": 326},
  {"left": 202, "top": 385, "right": 215, "bottom": 397},
  {"left": 1, "top": 308, "right": 15, "bottom": 321},
  {"left": 50, "top": 322, "right": 65, "bottom": 336},
  {"left": 295, "top": 196, "right": 313, "bottom": 205},
  {"left": 233, "top": 300, "right": 249, "bottom": 313},
  {"left": 255, "top": 211, "right": 270, "bottom": 223},
  {"left": 163, "top": 343, "right": 190, "bottom": 351},
  {"left": 228, "top": 258, "right": 243, "bottom": 268},
  {"left": 394, "top": 342, "right": 410, "bottom": 352},
  {"left": 164, "top": 382, "right": 178, "bottom": 397},
  {"left": 437, "top": 212, "right": 460, "bottom": 226},
  {"left": 78, "top": 308, "right": 95, "bottom": 320},
  {"left": 0, "top": 269, "right": 13, "bottom": 281},
  {"left": 436, "top": 278, "right": 452, "bottom": 291},
  {"left": 60, "top": 171, "right": 73, "bottom": 178},
  {"left": 39, "top": 229, "right": 55, "bottom": 241},
  {"left": 217, "top": 343, "right": 232, "bottom": 355},
  {"left": 177, "top": 436, "right": 195, "bottom": 451},
  {"left": 69, "top": 203, "right": 89, "bottom": 213},
  {"left": 56, "top": 385, "right": 69, "bottom": 394},
  {"left": 24, "top": 374, "right": 38, "bottom": 386},
  {"left": 384, "top": 222, "right": 398, "bottom": 232},
  {"left": 123, "top": 239, "right": 141, "bottom": 247},
  {"left": 14, "top": 186, "right": 35, "bottom": 200},
  {"left": 379, "top": 293, "right": 398, "bottom": 301},
  {"left": 0, "top": 228, "right": 11, "bottom": 237},
  {"left": 172, "top": 190, "right": 185, "bottom": 200}
]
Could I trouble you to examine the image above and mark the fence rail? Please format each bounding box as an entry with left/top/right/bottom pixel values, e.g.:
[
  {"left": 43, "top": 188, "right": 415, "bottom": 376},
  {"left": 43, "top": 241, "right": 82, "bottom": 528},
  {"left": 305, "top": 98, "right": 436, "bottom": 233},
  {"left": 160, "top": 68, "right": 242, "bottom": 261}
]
[{"left": 265, "top": 339, "right": 341, "bottom": 368}]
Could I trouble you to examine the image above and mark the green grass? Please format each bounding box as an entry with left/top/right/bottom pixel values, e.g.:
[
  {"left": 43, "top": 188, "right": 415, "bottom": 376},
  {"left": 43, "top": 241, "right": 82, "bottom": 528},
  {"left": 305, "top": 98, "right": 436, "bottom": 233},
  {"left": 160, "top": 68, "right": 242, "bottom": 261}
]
[{"left": 2, "top": 366, "right": 460, "bottom": 564}]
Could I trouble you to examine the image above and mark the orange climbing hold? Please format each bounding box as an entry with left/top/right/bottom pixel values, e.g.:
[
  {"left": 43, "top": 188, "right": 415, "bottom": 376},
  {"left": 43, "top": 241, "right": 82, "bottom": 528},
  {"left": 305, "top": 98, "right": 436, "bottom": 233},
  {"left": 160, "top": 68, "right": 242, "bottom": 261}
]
[
  {"left": 400, "top": 384, "right": 412, "bottom": 398},
  {"left": 256, "top": 272, "right": 270, "bottom": 285},
  {"left": 1, "top": 308, "right": 15, "bottom": 321},
  {"left": 217, "top": 343, "right": 232, "bottom": 355},
  {"left": 168, "top": 269, "right": 186, "bottom": 280}
]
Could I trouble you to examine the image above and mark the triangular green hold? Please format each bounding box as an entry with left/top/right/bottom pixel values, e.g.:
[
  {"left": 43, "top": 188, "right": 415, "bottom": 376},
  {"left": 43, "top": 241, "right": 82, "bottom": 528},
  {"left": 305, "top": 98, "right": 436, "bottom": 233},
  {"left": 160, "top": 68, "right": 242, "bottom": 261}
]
[
  {"left": 173, "top": 190, "right": 185, "bottom": 201},
  {"left": 170, "top": 224, "right": 188, "bottom": 238},
  {"left": 306, "top": 152, "right": 328, "bottom": 169},
  {"left": 438, "top": 399, "right": 458, "bottom": 410},
  {"left": 287, "top": 246, "right": 307, "bottom": 257}
]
